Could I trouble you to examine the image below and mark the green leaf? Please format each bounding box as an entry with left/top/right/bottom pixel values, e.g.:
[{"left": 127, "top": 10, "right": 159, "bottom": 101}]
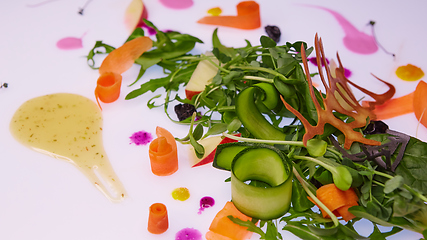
[
  {"left": 125, "top": 64, "right": 197, "bottom": 100},
  {"left": 395, "top": 137, "right": 427, "bottom": 195},
  {"left": 283, "top": 222, "right": 335, "bottom": 240},
  {"left": 227, "top": 118, "right": 242, "bottom": 133},
  {"left": 125, "top": 27, "right": 145, "bottom": 42},
  {"left": 260, "top": 35, "right": 277, "bottom": 48},
  {"left": 212, "top": 28, "right": 236, "bottom": 57},
  {"left": 135, "top": 40, "right": 197, "bottom": 70},
  {"left": 291, "top": 180, "right": 315, "bottom": 212},
  {"left": 384, "top": 175, "right": 404, "bottom": 194},
  {"left": 227, "top": 216, "right": 266, "bottom": 238},
  {"left": 86, "top": 41, "right": 115, "bottom": 69},
  {"left": 192, "top": 124, "right": 204, "bottom": 141},
  {"left": 204, "top": 123, "right": 228, "bottom": 137}
]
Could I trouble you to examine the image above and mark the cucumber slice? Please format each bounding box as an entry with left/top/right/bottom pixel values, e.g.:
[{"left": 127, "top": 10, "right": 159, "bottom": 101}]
[
  {"left": 231, "top": 144, "right": 293, "bottom": 220},
  {"left": 212, "top": 142, "right": 253, "bottom": 171}
]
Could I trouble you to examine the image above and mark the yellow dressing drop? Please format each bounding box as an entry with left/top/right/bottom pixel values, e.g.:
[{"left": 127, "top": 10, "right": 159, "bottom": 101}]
[
  {"left": 9, "top": 93, "right": 126, "bottom": 202},
  {"left": 395, "top": 64, "right": 424, "bottom": 81},
  {"left": 172, "top": 187, "right": 190, "bottom": 201},
  {"left": 207, "top": 7, "right": 222, "bottom": 16}
]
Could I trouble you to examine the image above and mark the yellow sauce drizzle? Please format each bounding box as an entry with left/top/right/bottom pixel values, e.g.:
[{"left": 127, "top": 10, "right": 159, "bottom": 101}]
[{"left": 9, "top": 93, "right": 126, "bottom": 202}]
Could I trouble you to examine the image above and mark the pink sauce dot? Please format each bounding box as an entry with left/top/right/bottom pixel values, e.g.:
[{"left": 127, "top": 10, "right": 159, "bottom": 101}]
[
  {"left": 198, "top": 196, "right": 215, "bottom": 214},
  {"left": 159, "top": 0, "right": 193, "bottom": 9},
  {"left": 175, "top": 228, "right": 202, "bottom": 240},
  {"left": 56, "top": 37, "right": 83, "bottom": 50},
  {"left": 129, "top": 131, "right": 153, "bottom": 145}
]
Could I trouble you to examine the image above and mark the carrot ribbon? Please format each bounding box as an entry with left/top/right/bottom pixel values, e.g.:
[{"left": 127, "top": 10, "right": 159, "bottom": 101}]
[
  {"left": 148, "top": 126, "right": 178, "bottom": 176},
  {"left": 147, "top": 203, "right": 169, "bottom": 234},
  {"left": 366, "top": 80, "right": 427, "bottom": 129},
  {"left": 308, "top": 183, "right": 359, "bottom": 222},
  {"left": 206, "top": 201, "right": 253, "bottom": 240},
  {"left": 95, "top": 36, "right": 153, "bottom": 109},
  {"left": 197, "top": 1, "right": 261, "bottom": 30}
]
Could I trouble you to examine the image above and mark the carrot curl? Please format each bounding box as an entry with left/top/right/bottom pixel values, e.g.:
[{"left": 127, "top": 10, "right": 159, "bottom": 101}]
[
  {"left": 148, "top": 126, "right": 178, "bottom": 176},
  {"left": 197, "top": 1, "right": 261, "bottom": 30},
  {"left": 147, "top": 203, "right": 169, "bottom": 234}
]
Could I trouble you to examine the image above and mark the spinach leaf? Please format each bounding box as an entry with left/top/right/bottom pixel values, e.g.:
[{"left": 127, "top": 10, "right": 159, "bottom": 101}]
[{"left": 395, "top": 137, "right": 427, "bottom": 195}]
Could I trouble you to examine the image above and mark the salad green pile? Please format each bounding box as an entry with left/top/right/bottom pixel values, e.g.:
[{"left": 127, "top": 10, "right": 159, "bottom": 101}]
[{"left": 87, "top": 20, "right": 427, "bottom": 239}]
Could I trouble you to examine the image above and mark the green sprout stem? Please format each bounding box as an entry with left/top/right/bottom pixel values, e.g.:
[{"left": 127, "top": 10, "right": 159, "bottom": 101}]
[
  {"left": 354, "top": 162, "right": 427, "bottom": 203},
  {"left": 229, "top": 65, "right": 288, "bottom": 81},
  {"left": 222, "top": 132, "right": 304, "bottom": 147},
  {"left": 293, "top": 166, "right": 340, "bottom": 227}
]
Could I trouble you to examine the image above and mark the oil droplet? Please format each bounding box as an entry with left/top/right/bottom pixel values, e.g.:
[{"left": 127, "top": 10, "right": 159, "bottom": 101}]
[
  {"left": 172, "top": 187, "right": 190, "bottom": 201},
  {"left": 198, "top": 196, "right": 215, "bottom": 214},
  {"left": 396, "top": 64, "right": 424, "bottom": 81},
  {"left": 129, "top": 130, "right": 152, "bottom": 145},
  {"left": 159, "top": 0, "right": 193, "bottom": 9},
  {"left": 175, "top": 228, "right": 202, "bottom": 240},
  {"left": 207, "top": 7, "right": 222, "bottom": 16}
]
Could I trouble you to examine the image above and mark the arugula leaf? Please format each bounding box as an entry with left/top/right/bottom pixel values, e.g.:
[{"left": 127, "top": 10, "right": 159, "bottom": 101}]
[
  {"left": 86, "top": 41, "right": 115, "bottom": 69},
  {"left": 126, "top": 64, "right": 197, "bottom": 100}
]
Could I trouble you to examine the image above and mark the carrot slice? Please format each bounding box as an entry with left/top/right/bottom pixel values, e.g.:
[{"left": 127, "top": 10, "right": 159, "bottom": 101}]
[
  {"left": 148, "top": 126, "right": 178, "bottom": 176},
  {"left": 308, "top": 184, "right": 358, "bottom": 222},
  {"left": 206, "top": 201, "right": 253, "bottom": 240},
  {"left": 95, "top": 36, "right": 152, "bottom": 108},
  {"left": 147, "top": 203, "right": 169, "bottom": 234},
  {"left": 413, "top": 80, "right": 427, "bottom": 128},
  {"left": 366, "top": 80, "right": 427, "bottom": 128},
  {"left": 99, "top": 36, "right": 153, "bottom": 75},
  {"left": 367, "top": 92, "right": 415, "bottom": 120},
  {"left": 95, "top": 72, "right": 122, "bottom": 107},
  {"left": 197, "top": 1, "right": 261, "bottom": 30}
]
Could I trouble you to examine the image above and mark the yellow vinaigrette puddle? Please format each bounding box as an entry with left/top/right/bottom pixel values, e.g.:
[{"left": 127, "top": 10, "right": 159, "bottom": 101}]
[{"left": 10, "top": 93, "right": 126, "bottom": 202}]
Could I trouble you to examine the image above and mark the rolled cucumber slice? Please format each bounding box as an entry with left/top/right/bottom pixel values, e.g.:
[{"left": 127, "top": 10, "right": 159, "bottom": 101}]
[
  {"left": 230, "top": 144, "right": 293, "bottom": 220},
  {"left": 213, "top": 142, "right": 253, "bottom": 171}
]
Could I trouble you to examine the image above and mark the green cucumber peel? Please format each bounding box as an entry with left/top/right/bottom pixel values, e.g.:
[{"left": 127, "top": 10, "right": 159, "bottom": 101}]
[{"left": 230, "top": 144, "right": 293, "bottom": 220}]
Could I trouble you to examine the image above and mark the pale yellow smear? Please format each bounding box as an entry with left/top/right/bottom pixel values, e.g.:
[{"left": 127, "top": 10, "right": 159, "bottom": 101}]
[{"left": 10, "top": 93, "right": 126, "bottom": 202}]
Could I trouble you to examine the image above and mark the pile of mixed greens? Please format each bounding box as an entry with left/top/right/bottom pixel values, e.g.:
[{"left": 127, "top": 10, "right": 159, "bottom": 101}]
[{"left": 87, "top": 20, "right": 427, "bottom": 240}]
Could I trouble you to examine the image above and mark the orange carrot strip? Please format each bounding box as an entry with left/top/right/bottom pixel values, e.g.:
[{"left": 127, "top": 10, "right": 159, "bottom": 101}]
[
  {"left": 99, "top": 36, "right": 153, "bottom": 75},
  {"left": 413, "top": 80, "right": 427, "bottom": 129},
  {"left": 206, "top": 201, "right": 253, "bottom": 240},
  {"left": 94, "top": 72, "right": 123, "bottom": 109},
  {"left": 366, "top": 92, "right": 414, "bottom": 120},
  {"left": 308, "top": 184, "right": 358, "bottom": 221},
  {"left": 148, "top": 127, "right": 178, "bottom": 176},
  {"left": 197, "top": 1, "right": 261, "bottom": 30},
  {"left": 95, "top": 37, "right": 152, "bottom": 108},
  {"left": 147, "top": 203, "right": 169, "bottom": 234},
  {"left": 336, "top": 204, "right": 357, "bottom": 222}
]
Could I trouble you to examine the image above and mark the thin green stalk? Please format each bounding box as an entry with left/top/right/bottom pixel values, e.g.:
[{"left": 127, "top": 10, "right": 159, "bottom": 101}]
[
  {"left": 354, "top": 162, "right": 427, "bottom": 202},
  {"left": 229, "top": 65, "right": 288, "bottom": 81},
  {"left": 242, "top": 75, "right": 274, "bottom": 83},
  {"left": 293, "top": 167, "right": 340, "bottom": 227},
  {"left": 222, "top": 132, "right": 304, "bottom": 147}
]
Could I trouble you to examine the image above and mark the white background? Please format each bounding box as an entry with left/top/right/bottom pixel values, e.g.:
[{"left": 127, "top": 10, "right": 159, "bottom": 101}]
[{"left": 0, "top": 0, "right": 426, "bottom": 239}]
